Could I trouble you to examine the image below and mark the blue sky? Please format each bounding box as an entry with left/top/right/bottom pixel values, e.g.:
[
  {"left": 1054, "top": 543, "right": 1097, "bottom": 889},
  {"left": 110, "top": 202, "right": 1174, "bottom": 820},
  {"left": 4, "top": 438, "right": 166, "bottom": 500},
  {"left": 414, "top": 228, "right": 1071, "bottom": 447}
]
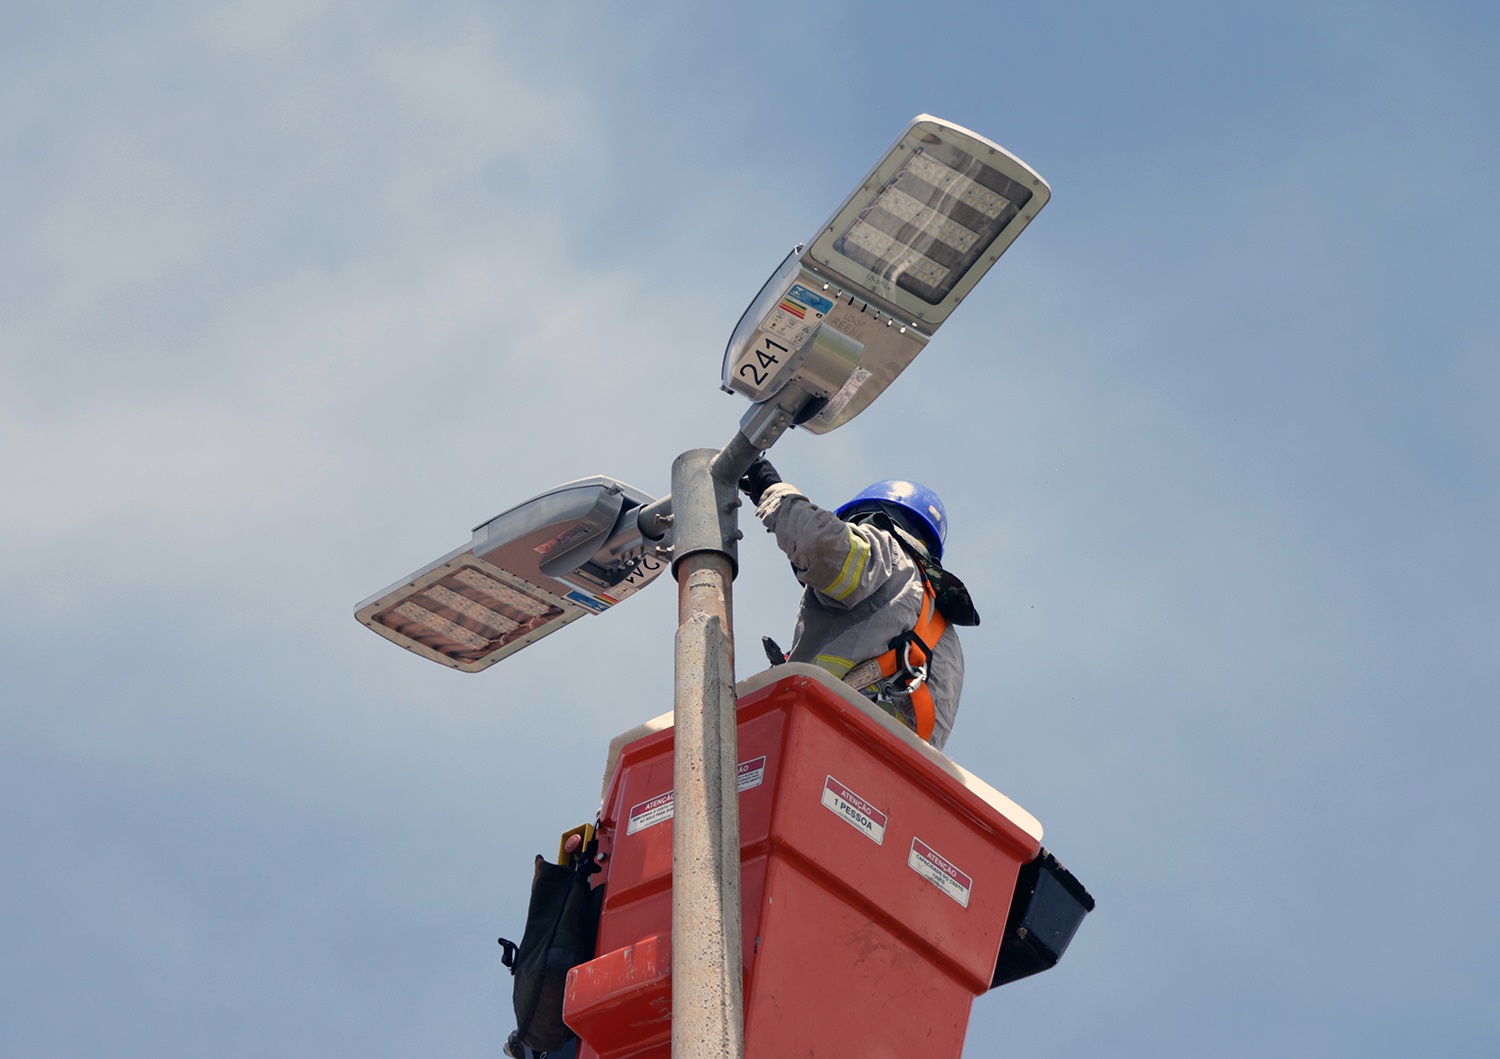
[{"left": 2, "top": 1, "right": 1497, "bottom": 1055}]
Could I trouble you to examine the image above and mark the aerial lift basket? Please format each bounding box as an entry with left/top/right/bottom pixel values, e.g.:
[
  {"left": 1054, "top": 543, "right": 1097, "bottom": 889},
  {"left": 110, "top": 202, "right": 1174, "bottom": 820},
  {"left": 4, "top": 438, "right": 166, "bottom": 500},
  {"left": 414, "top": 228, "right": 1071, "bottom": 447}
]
[{"left": 563, "top": 664, "right": 1089, "bottom": 1059}]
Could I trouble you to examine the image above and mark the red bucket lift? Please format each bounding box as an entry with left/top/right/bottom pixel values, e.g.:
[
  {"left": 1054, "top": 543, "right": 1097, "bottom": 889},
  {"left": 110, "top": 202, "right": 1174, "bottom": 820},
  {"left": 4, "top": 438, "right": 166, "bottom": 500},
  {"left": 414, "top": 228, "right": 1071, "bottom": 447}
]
[{"left": 562, "top": 665, "right": 1089, "bottom": 1059}]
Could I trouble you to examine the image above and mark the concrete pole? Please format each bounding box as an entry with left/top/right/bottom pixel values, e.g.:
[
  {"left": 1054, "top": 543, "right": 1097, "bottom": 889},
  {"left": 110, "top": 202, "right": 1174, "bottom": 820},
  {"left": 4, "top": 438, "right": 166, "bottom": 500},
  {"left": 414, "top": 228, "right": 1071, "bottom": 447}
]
[{"left": 669, "top": 437, "right": 758, "bottom": 1059}]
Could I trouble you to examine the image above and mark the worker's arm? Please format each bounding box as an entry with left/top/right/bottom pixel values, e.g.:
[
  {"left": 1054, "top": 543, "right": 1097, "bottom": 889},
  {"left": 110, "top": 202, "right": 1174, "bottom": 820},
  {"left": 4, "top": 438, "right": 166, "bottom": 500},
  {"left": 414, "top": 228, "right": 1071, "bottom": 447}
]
[{"left": 754, "top": 482, "right": 905, "bottom": 609}]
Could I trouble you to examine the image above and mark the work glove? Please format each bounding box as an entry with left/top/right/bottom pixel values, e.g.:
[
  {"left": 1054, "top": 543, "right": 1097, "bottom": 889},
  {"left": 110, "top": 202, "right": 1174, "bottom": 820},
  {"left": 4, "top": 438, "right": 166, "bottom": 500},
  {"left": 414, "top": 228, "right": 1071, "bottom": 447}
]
[{"left": 738, "top": 456, "right": 781, "bottom": 505}]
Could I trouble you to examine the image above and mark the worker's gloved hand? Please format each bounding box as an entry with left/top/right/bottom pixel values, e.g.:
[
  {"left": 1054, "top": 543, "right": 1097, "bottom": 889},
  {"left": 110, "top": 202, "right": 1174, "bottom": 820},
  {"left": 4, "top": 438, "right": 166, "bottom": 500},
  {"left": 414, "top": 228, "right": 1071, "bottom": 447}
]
[{"left": 738, "top": 456, "right": 781, "bottom": 505}]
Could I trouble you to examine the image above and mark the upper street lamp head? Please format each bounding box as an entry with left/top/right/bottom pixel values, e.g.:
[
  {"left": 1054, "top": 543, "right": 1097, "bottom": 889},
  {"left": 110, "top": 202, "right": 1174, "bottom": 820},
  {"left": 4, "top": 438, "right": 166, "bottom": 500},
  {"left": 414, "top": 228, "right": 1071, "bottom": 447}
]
[{"left": 722, "top": 115, "right": 1050, "bottom": 437}]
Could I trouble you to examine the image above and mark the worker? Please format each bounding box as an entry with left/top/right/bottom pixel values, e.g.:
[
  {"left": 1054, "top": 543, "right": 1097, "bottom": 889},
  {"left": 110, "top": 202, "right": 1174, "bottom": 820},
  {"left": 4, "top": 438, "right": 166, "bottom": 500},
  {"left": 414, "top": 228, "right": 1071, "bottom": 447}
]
[{"left": 739, "top": 457, "right": 979, "bottom": 751}]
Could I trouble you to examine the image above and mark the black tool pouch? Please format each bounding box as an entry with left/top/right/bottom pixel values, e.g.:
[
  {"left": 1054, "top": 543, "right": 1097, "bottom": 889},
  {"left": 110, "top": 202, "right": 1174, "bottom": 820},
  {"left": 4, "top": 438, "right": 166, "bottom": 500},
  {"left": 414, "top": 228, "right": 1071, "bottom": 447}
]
[
  {"left": 930, "top": 566, "right": 980, "bottom": 627},
  {"left": 499, "top": 854, "right": 603, "bottom": 1053}
]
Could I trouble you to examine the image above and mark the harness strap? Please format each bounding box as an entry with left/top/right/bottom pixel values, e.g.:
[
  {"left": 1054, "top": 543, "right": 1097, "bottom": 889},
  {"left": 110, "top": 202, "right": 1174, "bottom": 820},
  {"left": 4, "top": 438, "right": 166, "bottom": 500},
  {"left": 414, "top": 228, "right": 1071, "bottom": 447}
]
[{"left": 864, "top": 577, "right": 948, "bottom": 742}]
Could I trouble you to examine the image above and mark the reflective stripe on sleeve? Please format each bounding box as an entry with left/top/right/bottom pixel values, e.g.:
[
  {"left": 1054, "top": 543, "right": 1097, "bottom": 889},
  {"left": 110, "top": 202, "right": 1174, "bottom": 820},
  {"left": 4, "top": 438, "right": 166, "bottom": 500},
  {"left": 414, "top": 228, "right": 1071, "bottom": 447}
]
[
  {"left": 820, "top": 528, "right": 870, "bottom": 602},
  {"left": 815, "top": 654, "right": 855, "bottom": 677}
]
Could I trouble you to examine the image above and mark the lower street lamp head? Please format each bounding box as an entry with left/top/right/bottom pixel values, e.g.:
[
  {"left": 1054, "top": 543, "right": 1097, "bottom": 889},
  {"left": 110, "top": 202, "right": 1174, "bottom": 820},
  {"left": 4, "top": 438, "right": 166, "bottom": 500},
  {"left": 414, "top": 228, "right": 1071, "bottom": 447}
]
[{"left": 355, "top": 476, "right": 671, "bottom": 672}]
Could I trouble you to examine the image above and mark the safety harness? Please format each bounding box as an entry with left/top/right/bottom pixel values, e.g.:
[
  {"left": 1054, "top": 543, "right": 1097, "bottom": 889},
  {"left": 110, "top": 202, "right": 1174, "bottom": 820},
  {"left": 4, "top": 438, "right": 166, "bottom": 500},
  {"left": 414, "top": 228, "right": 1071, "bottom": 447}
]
[
  {"left": 842, "top": 574, "right": 949, "bottom": 743},
  {"left": 762, "top": 508, "right": 976, "bottom": 745}
]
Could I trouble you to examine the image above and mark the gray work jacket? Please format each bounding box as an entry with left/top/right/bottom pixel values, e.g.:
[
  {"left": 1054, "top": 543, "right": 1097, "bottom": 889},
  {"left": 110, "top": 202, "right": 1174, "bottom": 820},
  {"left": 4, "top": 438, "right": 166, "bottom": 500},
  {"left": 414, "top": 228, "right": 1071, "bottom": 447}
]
[{"left": 754, "top": 482, "right": 964, "bottom": 750}]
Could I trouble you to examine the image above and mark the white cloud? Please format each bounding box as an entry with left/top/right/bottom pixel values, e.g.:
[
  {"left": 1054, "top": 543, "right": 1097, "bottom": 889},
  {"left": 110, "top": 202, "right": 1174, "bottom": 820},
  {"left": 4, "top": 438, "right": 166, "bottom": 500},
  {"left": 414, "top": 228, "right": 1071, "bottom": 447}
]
[{"left": 0, "top": 398, "right": 327, "bottom": 545}]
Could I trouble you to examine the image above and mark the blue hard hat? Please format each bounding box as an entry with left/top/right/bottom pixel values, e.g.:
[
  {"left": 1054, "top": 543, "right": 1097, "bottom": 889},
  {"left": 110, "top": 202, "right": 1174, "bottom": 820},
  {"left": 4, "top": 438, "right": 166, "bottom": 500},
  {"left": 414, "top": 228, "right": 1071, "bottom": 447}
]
[{"left": 836, "top": 480, "right": 948, "bottom": 560}]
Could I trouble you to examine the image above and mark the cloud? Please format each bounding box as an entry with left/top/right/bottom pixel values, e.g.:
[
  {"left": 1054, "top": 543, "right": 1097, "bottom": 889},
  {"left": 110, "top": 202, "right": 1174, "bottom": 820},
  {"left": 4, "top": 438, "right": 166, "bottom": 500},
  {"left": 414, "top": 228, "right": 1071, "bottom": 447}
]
[{"left": 0, "top": 397, "right": 327, "bottom": 544}]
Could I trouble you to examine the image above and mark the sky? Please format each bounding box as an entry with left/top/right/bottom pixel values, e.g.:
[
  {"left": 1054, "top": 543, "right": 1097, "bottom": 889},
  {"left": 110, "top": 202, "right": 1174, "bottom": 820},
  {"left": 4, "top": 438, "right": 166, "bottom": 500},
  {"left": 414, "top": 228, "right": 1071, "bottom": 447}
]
[{"left": 2, "top": 0, "right": 1497, "bottom": 1055}]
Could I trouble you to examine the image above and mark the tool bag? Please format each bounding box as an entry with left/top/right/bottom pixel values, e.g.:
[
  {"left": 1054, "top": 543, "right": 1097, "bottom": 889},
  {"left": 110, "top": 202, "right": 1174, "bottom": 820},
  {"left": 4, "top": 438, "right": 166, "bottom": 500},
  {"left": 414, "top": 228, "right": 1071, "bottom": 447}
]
[{"left": 498, "top": 852, "right": 603, "bottom": 1054}]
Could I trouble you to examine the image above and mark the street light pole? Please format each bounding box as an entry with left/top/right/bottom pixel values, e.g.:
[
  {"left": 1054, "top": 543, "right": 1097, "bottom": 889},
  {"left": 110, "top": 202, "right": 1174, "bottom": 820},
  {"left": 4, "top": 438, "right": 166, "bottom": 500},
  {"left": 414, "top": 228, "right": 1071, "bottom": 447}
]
[
  {"left": 352, "top": 110, "right": 1052, "bottom": 1059},
  {"left": 668, "top": 433, "right": 759, "bottom": 1059}
]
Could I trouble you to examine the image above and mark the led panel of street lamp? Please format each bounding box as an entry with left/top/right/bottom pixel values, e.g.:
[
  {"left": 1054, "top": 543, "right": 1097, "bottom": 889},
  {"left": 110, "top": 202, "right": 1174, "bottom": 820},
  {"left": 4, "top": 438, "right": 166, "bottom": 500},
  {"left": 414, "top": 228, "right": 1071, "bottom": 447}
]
[
  {"left": 355, "top": 477, "right": 670, "bottom": 672},
  {"left": 723, "top": 115, "right": 1049, "bottom": 435}
]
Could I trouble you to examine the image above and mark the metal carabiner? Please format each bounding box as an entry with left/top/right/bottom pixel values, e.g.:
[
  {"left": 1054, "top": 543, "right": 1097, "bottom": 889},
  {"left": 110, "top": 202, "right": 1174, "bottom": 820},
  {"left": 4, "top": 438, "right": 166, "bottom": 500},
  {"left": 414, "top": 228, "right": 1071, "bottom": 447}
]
[{"left": 900, "top": 639, "right": 929, "bottom": 691}]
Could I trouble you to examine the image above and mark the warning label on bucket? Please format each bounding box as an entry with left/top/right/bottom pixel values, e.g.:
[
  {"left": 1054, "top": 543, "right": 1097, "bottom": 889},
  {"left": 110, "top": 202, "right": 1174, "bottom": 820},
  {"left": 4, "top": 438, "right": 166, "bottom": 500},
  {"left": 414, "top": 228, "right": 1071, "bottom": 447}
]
[
  {"left": 625, "top": 756, "right": 768, "bottom": 836},
  {"left": 821, "top": 775, "right": 888, "bottom": 844},
  {"left": 738, "top": 755, "right": 767, "bottom": 792},
  {"left": 908, "top": 837, "right": 973, "bottom": 908},
  {"left": 626, "top": 790, "right": 675, "bottom": 836}
]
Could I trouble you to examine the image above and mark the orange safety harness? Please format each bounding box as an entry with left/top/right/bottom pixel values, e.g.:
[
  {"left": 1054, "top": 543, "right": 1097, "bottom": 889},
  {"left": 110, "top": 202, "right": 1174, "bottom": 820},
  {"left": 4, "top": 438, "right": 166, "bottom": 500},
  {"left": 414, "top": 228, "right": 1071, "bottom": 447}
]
[{"left": 870, "top": 575, "right": 949, "bottom": 742}]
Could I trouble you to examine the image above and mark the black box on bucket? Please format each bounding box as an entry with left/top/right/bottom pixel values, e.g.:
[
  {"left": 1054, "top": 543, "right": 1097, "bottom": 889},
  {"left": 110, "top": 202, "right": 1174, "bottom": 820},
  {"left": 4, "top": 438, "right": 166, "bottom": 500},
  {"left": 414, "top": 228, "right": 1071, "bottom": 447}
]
[{"left": 992, "top": 849, "right": 1095, "bottom": 988}]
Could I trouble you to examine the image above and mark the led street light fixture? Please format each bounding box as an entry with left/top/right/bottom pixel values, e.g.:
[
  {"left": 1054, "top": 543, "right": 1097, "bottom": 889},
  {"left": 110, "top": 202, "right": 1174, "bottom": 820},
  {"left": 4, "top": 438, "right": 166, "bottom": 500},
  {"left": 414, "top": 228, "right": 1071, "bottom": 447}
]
[
  {"left": 355, "top": 476, "right": 670, "bottom": 672},
  {"left": 723, "top": 115, "right": 1050, "bottom": 434}
]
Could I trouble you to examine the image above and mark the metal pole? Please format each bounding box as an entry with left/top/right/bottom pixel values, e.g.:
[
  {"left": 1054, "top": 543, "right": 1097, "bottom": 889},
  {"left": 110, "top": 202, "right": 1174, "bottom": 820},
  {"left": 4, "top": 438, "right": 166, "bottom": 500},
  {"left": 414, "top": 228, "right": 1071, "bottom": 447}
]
[{"left": 670, "top": 445, "right": 749, "bottom": 1059}]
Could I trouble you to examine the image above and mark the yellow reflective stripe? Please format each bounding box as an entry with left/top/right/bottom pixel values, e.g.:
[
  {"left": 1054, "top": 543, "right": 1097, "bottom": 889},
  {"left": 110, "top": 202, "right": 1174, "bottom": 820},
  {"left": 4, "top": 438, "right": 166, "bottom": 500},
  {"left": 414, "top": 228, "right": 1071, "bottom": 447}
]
[
  {"left": 821, "top": 528, "right": 870, "bottom": 602},
  {"left": 815, "top": 654, "right": 855, "bottom": 677}
]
